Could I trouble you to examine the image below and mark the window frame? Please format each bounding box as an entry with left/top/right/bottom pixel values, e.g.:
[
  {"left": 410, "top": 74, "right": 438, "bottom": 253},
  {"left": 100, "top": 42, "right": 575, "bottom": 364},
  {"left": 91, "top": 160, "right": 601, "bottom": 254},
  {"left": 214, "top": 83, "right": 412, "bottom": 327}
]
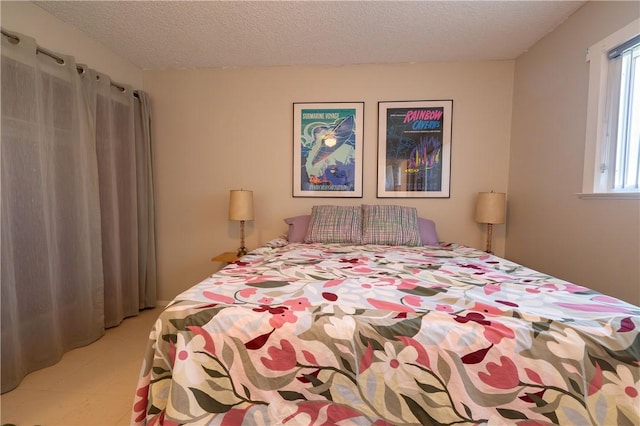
[{"left": 581, "top": 18, "right": 640, "bottom": 200}]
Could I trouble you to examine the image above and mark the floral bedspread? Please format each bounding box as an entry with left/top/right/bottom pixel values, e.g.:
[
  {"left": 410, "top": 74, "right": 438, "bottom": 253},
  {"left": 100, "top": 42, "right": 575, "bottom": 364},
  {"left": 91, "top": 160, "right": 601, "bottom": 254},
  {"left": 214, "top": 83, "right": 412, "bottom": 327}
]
[{"left": 132, "top": 242, "right": 639, "bottom": 425}]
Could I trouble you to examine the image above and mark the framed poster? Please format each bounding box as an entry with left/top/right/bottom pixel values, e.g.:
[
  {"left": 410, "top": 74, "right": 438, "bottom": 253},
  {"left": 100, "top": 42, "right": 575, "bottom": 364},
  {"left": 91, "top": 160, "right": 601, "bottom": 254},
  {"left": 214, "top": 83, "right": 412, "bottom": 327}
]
[
  {"left": 377, "top": 100, "right": 452, "bottom": 198},
  {"left": 293, "top": 102, "right": 364, "bottom": 197}
]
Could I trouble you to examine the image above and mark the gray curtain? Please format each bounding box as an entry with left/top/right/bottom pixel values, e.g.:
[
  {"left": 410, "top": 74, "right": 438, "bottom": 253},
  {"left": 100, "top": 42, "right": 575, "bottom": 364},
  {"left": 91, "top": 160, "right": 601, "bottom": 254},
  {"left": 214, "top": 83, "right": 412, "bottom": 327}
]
[
  {"left": 135, "top": 92, "right": 157, "bottom": 309},
  {"left": 1, "top": 30, "right": 156, "bottom": 393}
]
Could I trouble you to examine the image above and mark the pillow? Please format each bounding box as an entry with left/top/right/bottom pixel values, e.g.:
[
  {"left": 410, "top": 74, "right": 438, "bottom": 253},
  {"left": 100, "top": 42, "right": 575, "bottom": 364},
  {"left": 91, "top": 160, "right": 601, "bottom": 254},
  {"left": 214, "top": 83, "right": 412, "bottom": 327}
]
[
  {"left": 418, "top": 218, "right": 440, "bottom": 246},
  {"left": 304, "top": 205, "right": 362, "bottom": 244},
  {"left": 265, "top": 236, "right": 289, "bottom": 248},
  {"left": 361, "top": 204, "right": 421, "bottom": 246},
  {"left": 284, "top": 215, "right": 311, "bottom": 243}
]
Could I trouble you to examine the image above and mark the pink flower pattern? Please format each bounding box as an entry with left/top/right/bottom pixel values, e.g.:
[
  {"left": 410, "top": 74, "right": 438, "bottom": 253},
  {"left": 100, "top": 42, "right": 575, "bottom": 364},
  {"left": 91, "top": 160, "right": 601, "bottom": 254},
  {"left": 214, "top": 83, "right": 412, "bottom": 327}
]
[
  {"left": 479, "top": 356, "right": 520, "bottom": 389},
  {"left": 133, "top": 242, "right": 640, "bottom": 426}
]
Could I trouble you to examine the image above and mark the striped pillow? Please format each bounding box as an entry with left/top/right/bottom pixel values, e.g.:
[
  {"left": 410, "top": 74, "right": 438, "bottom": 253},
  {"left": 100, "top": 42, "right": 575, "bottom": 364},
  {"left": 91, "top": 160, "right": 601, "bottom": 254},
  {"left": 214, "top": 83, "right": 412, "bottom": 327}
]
[
  {"left": 304, "top": 205, "right": 362, "bottom": 244},
  {"left": 361, "top": 204, "right": 421, "bottom": 246}
]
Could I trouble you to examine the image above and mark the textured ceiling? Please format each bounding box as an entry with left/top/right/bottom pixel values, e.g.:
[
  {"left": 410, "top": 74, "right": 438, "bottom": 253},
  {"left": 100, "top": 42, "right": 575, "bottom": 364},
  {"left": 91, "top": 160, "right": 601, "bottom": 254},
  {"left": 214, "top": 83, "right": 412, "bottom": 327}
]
[{"left": 34, "top": 1, "right": 585, "bottom": 70}]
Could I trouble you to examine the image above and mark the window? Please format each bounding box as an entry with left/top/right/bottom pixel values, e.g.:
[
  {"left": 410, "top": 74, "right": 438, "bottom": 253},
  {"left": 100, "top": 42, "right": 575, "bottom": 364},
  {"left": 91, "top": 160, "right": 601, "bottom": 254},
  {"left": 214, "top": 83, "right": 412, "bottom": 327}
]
[{"left": 582, "top": 19, "right": 640, "bottom": 198}]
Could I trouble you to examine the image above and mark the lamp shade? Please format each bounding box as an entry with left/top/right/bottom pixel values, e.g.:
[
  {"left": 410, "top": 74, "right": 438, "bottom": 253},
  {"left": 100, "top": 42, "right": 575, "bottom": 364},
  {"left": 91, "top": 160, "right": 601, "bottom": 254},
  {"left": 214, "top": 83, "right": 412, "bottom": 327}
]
[
  {"left": 229, "top": 189, "right": 254, "bottom": 221},
  {"left": 475, "top": 192, "right": 506, "bottom": 224}
]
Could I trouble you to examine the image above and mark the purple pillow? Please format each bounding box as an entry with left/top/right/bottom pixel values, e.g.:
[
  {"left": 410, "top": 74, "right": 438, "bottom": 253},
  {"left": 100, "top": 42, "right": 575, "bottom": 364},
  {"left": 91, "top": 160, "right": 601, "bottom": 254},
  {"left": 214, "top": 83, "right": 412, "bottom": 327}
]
[
  {"left": 419, "top": 218, "right": 440, "bottom": 246},
  {"left": 284, "top": 215, "right": 311, "bottom": 243}
]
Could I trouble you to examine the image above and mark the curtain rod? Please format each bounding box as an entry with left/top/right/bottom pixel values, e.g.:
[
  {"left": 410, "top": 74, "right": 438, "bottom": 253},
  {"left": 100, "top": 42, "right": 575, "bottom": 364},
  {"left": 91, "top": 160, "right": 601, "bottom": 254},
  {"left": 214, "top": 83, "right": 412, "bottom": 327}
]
[{"left": 1, "top": 29, "right": 138, "bottom": 97}]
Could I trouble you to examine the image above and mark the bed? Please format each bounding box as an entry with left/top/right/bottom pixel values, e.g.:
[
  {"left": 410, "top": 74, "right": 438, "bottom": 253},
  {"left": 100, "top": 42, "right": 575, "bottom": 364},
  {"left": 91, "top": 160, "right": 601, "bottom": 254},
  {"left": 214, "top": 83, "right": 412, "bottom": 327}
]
[{"left": 132, "top": 205, "right": 639, "bottom": 425}]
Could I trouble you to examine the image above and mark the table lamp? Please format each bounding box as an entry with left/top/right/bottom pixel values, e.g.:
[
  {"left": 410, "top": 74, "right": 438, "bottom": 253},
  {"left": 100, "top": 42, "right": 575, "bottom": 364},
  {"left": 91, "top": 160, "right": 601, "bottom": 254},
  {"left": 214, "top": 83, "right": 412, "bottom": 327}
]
[
  {"left": 229, "top": 189, "right": 254, "bottom": 257},
  {"left": 475, "top": 191, "right": 506, "bottom": 253}
]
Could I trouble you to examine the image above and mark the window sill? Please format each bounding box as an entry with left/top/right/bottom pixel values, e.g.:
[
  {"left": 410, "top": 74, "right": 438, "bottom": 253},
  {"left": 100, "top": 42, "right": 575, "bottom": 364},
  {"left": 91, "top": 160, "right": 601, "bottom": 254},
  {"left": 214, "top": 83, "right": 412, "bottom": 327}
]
[{"left": 577, "top": 192, "right": 640, "bottom": 200}]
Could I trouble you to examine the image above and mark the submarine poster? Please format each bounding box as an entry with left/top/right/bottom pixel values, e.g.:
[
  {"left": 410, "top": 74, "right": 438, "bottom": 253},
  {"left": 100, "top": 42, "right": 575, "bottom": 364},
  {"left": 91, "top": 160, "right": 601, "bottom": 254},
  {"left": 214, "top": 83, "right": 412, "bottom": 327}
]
[
  {"left": 293, "top": 102, "right": 364, "bottom": 197},
  {"left": 377, "top": 100, "right": 452, "bottom": 198}
]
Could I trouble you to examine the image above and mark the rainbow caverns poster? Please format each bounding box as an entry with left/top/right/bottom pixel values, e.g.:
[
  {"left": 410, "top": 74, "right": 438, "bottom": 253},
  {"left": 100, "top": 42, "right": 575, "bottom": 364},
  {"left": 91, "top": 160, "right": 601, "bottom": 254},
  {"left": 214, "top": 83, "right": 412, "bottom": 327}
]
[{"left": 378, "top": 100, "right": 452, "bottom": 198}]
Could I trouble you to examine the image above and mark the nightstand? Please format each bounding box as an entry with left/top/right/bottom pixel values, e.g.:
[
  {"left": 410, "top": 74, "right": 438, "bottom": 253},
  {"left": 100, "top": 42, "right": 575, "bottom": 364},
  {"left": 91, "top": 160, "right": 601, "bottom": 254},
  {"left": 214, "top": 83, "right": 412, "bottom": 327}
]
[{"left": 211, "top": 251, "right": 239, "bottom": 263}]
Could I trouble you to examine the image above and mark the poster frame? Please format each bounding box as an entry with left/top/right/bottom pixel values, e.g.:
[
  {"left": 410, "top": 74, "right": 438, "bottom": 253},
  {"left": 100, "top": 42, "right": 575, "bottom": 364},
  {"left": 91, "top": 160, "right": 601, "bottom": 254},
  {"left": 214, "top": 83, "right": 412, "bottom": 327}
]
[
  {"left": 293, "top": 102, "right": 364, "bottom": 198},
  {"left": 377, "top": 100, "right": 453, "bottom": 198}
]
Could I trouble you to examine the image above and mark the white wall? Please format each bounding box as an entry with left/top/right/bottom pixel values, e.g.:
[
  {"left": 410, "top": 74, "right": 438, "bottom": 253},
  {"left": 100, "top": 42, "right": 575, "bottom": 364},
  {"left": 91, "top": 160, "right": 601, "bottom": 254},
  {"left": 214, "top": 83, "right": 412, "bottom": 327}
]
[
  {"left": 508, "top": 1, "right": 640, "bottom": 305},
  {"left": 144, "top": 62, "right": 514, "bottom": 300},
  {"left": 1, "top": 1, "right": 514, "bottom": 303},
  {"left": 1, "top": 1, "right": 142, "bottom": 88},
  {"left": 14, "top": 1, "right": 633, "bottom": 305},
  {"left": 6, "top": 1, "right": 637, "bottom": 306}
]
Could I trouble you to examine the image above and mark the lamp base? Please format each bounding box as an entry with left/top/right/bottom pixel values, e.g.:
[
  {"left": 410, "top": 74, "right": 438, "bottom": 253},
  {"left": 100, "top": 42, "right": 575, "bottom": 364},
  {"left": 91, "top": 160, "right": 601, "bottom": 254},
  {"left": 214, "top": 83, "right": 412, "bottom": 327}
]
[
  {"left": 485, "top": 223, "right": 494, "bottom": 253},
  {"left": 237, "top": 220, "right": 247, "bottom": 257}
]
